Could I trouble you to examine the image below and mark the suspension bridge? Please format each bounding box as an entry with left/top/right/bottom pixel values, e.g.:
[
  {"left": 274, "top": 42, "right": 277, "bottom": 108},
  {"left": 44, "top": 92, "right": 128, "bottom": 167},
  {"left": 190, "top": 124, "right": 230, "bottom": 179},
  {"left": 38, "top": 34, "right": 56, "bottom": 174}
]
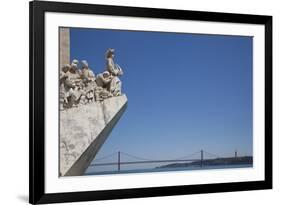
[{"left": 89, "top": 149, "right": 239, "bottom": 171}]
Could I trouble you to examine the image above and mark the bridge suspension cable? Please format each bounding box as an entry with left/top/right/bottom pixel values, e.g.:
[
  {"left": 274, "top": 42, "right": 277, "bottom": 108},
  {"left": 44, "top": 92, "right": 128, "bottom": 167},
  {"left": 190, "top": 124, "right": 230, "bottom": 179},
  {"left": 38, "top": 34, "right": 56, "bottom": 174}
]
[
  {"left": 172, "top": 150, "right": 201, "bottom": 160},
  {"left": 203, "top": 150, "right": 220, "bottom": 159},
  {"left": 92, "top": 151, "right": 118, "bottom": 162},
  {"left": 120, "top": 151, "right": 153, "bottom": 161}
]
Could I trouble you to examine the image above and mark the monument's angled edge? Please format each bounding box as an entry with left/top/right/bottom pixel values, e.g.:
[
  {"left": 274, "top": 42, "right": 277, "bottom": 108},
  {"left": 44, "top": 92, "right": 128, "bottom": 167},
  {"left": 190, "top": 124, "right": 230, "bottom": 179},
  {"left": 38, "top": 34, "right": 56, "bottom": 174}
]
[{"left": 64, "top": 97, "right": 128, "bottom": 176}]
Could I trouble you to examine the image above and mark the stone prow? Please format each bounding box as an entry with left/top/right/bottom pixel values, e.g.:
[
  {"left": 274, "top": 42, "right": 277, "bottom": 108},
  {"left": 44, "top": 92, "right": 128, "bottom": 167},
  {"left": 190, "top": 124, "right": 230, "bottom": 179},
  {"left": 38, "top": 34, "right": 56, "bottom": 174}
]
[
  {"left": 65, "top": 101, "right": 127, "bottom": 176},
  {"left": 60, "top": 95, "right": 128, "bottom": 176}
]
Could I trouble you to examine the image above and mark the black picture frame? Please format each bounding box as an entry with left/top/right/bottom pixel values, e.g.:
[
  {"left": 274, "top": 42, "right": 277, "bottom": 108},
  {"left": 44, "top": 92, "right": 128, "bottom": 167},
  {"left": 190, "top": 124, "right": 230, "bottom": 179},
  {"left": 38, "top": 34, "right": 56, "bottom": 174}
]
[{"left": 29, "top": 0, "right": 272, "bottom": 204}]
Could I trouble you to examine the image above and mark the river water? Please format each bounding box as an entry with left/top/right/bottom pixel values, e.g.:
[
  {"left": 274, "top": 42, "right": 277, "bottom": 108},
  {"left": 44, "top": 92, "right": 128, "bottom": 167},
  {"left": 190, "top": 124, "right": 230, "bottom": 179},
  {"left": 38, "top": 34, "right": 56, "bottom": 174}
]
[{"left": 85, "top": 164, "right": 252, "bottom": 176}]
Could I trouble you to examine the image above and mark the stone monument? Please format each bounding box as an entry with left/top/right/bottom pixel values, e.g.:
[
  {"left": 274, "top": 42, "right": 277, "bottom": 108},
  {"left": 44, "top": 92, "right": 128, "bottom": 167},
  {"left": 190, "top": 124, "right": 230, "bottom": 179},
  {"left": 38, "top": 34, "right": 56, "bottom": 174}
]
[{"left": 59, "top": 28, "right": 127, "bottom": 176}]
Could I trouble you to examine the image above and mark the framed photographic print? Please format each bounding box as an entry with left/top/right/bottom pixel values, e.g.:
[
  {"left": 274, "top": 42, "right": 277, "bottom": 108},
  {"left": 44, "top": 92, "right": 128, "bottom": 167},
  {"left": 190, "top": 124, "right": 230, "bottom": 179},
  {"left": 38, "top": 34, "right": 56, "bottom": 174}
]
[{"left": 29, "top": 0, "right": 272, "bottom": 204}]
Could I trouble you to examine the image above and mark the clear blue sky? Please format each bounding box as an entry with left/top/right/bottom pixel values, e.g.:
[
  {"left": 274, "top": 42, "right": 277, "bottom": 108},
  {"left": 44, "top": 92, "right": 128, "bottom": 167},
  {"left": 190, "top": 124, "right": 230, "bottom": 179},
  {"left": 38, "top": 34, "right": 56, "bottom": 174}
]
[{"left": 69, "top": 27, "right": 253, "bottom": 172}]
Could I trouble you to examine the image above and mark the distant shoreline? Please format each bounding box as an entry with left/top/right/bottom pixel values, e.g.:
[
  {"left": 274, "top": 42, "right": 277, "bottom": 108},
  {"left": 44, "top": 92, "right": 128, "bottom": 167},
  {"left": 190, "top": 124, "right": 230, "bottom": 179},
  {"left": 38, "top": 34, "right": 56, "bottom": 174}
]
[
  {"left": 155, "top": 156, "right": 253, "bottom": 169},
  {"left": 86, "top": 164, "right": 252, "bottom": 176}
]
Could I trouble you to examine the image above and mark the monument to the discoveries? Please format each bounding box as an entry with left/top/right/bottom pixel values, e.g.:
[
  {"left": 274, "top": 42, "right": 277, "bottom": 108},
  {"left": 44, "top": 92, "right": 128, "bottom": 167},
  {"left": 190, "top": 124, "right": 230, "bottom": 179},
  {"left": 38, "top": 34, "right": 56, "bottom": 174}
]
[{"left": 59, "top": 28, "right": 128, "bottom": 176}]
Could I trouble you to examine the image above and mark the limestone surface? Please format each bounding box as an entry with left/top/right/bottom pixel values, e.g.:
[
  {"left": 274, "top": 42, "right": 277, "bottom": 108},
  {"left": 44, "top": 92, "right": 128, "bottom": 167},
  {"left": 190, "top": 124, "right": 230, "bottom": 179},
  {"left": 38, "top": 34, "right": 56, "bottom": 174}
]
[
  {"left": 59, "top": 28, "right": 70, "bottom": 68},
  {"left": 60, "top": 95, "right": 127, "bottom": 176}
]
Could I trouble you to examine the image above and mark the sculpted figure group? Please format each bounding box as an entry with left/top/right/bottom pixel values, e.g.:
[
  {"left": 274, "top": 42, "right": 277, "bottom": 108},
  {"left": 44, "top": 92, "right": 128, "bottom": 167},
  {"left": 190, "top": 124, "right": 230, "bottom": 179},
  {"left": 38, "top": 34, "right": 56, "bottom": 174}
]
[{"left": 60, "top": 48, "right": 123, "bottom": 110}]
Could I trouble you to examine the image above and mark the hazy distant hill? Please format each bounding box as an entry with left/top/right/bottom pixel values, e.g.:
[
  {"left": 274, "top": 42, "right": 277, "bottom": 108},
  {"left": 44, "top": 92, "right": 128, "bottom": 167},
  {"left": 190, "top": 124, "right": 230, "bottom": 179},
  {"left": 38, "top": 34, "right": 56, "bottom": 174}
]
[{"left": 155, "top": 156, "right": 253, "bottom": 169}]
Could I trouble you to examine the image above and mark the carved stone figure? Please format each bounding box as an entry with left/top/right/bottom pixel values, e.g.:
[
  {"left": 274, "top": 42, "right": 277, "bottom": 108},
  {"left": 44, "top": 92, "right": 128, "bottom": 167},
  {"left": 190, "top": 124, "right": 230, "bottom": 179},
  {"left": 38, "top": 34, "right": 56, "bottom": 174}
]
[
  {"left": 62, "top": 60, "right": 83, "bottom": 108},
  {"left": 86, "top": 90, "right": 94, "bottom": 103},
  {"left": 94, "top": 86, "right": 113, "bottom": 101},
  {"left": 60, "top": 64, "right": 71, "bottom": 110},
  {"left": 96, "top": 71, "right": 113, "bottom": 89},
  {"left": 94, "top": 71, "right": 114, "bottom": 101},
  {"left": 109, "top": 76, "right": 122, "bottom": 96},
  {"left": 71, "top": 59, "right": 81, "bottom": 75},
  {"left": 79, "top": 95, "right": 87, "bottom": 105},
  {"left": 60, "top": 64, "right": 70, "bottom": 84},
  {"left": 81, "top": 60, "right": 95, "bottom": 83},
  {"left": 105, "top": 48, "right": 123, "bottom": 96},
  {"left": 105, "top": 48, "right": 123, "bottom": 76}
]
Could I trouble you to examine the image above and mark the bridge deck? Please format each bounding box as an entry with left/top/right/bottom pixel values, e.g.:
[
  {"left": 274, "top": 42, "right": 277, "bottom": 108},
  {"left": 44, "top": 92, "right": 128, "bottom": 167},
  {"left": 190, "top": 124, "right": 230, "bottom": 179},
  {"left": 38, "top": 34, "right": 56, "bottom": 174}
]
[{"left": 90, "top": 159, "right": 202, "bottom": 166}]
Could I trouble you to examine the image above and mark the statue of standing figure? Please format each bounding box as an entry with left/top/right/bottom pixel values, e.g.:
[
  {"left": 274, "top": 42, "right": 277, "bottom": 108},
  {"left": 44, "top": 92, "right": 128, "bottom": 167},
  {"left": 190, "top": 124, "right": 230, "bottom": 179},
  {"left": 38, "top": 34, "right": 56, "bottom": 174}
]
[
  {"left": 94, "top": 48, "right": 124, "bottom": 101},
  {"left": 81, "top": 60, "right": 95, "bottom": 84},
  {"left": 105, "top": 48, "right": 123, "bottom": 96}
]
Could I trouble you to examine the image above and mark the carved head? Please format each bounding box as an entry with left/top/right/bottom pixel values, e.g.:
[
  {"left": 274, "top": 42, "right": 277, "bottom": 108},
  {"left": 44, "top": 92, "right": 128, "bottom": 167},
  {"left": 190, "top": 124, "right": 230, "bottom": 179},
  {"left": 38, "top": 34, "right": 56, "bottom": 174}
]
[
  {"left": 105, "top": 48, "right": 115, "bottom": 58},
  {"left": 62, "top": 64, "right": 71, "bottom": 73},
  {"left": 103, "top": 71, "right": 110, "bottom": 78},
  {"left": 81, "top": 60, "right": 88, "bottom": 68},
  {"left": 70, "top": 59, "right": 79, "bottom": 72},
  {"left": 71, "top": 59, "right": 79, "bottom": 66}
]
